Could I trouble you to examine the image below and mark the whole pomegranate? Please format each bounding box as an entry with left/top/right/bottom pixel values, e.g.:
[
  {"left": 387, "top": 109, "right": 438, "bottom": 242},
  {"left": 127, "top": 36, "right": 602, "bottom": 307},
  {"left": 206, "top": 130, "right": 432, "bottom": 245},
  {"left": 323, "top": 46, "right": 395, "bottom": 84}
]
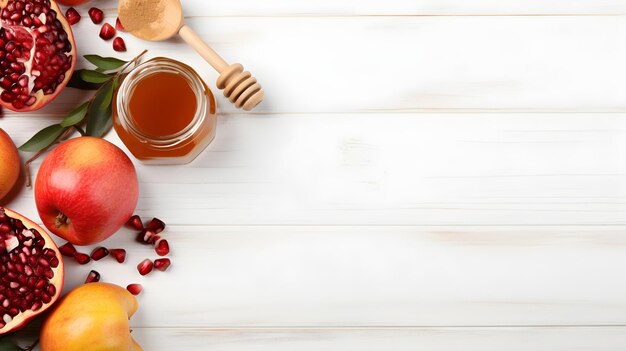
[
  {"left": 0, "top": 207, "right": 64, "bottom": 335},
  {"left": 0, "top": 0, "right": 77, "bottom": 111},
  {"left": 0, "top": 128, "right": 20, "bottom": 201},
  {"left": 40, "top": 282, "right": 143, "bottom": 351},
  {"left": 35, "top": 137, "right": 139, "bottom": 245}
]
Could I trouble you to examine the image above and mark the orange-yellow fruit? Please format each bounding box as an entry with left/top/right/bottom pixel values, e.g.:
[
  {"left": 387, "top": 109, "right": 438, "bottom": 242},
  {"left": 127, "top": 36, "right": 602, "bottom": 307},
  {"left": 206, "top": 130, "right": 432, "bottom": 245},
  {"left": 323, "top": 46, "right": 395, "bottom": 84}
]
[
  {"left": 40, "top": 282, "right": 143, "bottom": 351},
  {"left": 0, "top": 128, "right": 20, "bottom": 201}
]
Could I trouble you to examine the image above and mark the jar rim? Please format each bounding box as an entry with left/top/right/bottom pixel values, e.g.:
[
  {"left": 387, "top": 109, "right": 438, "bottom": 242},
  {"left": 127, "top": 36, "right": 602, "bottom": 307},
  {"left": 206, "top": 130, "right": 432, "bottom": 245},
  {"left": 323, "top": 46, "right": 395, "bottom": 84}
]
[{"left": 115, "top": 57, "right": 209, "bottom": 147}]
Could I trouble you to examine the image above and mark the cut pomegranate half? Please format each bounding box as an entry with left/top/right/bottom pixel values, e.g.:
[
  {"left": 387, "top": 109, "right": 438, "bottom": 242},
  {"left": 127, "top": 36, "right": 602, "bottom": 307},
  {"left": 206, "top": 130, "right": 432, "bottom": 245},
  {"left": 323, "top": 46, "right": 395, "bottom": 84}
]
[
  {"left": 0, "top": 207, "right": 64, "bottom": 335},
  {"left": 0, "top": 0, "right": 77, "bottom": 112}
]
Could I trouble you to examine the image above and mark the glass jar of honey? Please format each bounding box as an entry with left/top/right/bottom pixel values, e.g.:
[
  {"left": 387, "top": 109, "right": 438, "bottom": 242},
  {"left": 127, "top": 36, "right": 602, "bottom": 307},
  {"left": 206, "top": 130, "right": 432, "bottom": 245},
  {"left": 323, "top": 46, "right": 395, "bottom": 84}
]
[{"left": 113, "top": 57, "right": 217, "bottom": 164}]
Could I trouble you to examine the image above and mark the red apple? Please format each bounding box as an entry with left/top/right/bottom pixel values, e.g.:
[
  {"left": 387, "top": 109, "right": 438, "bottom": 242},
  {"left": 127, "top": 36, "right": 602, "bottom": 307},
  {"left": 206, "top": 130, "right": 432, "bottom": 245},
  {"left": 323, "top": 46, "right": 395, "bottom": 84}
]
[{"left": 35, "top": 137, "right": 138, "bottom": 245}]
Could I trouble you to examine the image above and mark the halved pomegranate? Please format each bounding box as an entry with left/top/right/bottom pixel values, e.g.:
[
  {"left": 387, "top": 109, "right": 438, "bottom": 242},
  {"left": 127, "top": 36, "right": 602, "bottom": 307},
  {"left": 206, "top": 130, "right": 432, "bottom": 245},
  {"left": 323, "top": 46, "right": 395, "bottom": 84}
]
[
  {"left": 0, "top": 207, "right": 64, "bottom": 335},
  {"left": 0, "top": 0, "right": 76, "bottom": 112}
]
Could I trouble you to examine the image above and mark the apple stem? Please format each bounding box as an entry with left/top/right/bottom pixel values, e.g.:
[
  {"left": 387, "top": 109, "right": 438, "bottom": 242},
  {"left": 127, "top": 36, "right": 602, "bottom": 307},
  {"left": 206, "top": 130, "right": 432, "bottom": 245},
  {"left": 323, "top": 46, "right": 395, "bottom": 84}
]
[{"left": 55, "top": 212, "right": 69, "bottom": 228}]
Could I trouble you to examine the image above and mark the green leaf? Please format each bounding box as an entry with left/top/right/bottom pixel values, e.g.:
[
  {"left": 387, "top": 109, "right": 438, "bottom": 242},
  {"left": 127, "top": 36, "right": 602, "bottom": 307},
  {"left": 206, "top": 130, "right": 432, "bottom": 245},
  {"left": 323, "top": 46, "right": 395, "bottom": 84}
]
[
  {"left": 67, "top": 70, "right": 104, "bottom": 90},
  {"left": 60, "top": 102, "right": 89, "bottom": 128},
  {"left": 80, "top": 70, "right": 113, "bottom": 84},
  {"left": 100, "top": 77, "right": 118, "bottom": 110},
  {"left": 84, "top": 55, "right": 127, "bottom": 72},
  {"left": 0, "top": 338, "right": 22, "bottom": 351},
  {"left": 86, "top": 81, "right": 114, "bottom": 138},
  {"left": 19, "top": 124, "right": 67, "bottom": 152}
]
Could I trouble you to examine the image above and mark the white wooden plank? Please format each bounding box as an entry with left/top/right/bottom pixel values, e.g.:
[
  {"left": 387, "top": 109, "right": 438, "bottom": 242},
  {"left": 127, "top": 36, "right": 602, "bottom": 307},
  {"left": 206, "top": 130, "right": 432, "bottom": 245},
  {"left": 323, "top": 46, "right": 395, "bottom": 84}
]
[
  {"left": 40, "top": 226, "right": 626, "bottom": 327},
  {"left": 16, "top": 327, "right": 626, "bottom": 351},
  {"left": 3, "top": 16, "right": 625, "bottom": 114},
  {"left": 91, "top": 0, "right": 626, "bottom": 16},
  {"left": 5, "top": 113, "right": 626, "bottom": 226},
  {"left": 124, "top": 327, "right": 626, "bottom": 351}
]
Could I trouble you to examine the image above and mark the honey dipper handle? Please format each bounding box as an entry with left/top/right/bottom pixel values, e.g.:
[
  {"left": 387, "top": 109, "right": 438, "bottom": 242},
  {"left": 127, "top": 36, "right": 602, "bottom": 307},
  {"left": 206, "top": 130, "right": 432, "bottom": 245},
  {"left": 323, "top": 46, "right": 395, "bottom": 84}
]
[{"left": 179, "top": 25, "right": 229, "bottom": 72}]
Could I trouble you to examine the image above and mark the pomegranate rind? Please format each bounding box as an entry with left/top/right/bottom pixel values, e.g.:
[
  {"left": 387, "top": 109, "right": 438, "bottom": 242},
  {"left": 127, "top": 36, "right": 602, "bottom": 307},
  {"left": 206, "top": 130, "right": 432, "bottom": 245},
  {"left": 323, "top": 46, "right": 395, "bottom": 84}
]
[
  {"left": 0, "top": 0, "right": 77, "bottom": 112},
  {"left": 0, "top": 207, "right": 64, "bottom": 335}
]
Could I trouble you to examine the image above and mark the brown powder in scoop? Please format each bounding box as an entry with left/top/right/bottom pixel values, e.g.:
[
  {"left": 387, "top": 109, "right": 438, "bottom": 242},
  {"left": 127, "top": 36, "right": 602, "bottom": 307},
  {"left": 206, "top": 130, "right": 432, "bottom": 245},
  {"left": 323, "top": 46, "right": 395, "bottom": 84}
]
[{"left": 118, "top": 0, "right": 182, "bottom": 40}]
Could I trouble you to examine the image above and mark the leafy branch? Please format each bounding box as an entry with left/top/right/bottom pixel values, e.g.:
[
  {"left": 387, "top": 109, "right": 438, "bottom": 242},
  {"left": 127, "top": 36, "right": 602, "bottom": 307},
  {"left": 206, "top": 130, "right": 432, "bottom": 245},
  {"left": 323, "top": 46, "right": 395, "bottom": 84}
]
[{"left": 19, "top": 50, "right": 148, "bottom": 187}]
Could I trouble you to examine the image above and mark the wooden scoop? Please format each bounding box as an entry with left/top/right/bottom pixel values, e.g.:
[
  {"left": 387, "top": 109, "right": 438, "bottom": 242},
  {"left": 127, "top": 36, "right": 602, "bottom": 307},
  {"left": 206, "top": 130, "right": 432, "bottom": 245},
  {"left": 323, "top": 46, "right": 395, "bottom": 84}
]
[{"left": 118, "top": 0, "right": 264, "bottom": 111}]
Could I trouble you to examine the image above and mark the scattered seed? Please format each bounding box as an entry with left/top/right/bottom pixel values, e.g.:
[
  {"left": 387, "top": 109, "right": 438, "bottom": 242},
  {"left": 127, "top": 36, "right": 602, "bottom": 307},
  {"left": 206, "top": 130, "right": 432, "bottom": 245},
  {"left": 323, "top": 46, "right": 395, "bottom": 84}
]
[
  {"left": 99, "top": 23, "right": 116, "bottom": 40},
  {"left": 110, "top": 248, "right": 126, "bottom": 263},
  {"left": 154, "top": 239, "right": 169, "bottom": 256},
  {"left": 90, "top": 246, "right": 109, "bottom": 261},
  {"left": 85, "top": 270, "right": 100, "bottom": 283},
  {"left": 127, "top": 284, "right": 143, "bottom": 295},
  {"left": 58, "top": 242, "right": 77, "bottom": 257},
  {"left": 154, "top": 258, "right": 171, "bottom": 271},
  {"left": 137, "top": 259, "right": 153, "bottom": 276},
  {"left": 146, "top": 218, "right": 165, "bottom": 234},
  {"left": 65, "top": 7, "right": 81, "bottom": 25},
  {"left": 73, "top": 252, "right": 90, "bottom": 265},
  {"left": 113, "top": 37, "right": 127, "bottom": 52},
  {"left": 88, "top": 7, "right": 103, "bottom": 24},
  {"left": 115, "top": 17, "right": 125, "bottom": 32},
  {"left": 126, "top": 215, "right": 143, "bottom": 231}
]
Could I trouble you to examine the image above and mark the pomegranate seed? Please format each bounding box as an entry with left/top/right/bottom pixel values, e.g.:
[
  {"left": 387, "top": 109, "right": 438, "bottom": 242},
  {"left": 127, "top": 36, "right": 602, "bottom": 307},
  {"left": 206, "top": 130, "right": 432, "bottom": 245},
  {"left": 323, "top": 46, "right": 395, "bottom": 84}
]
[
  {"left": 137, "top": 259, "right": 153, "bottom": 276},
  {"left": 137, "top": 229, "right": 155, "bottom": 245},
  {"left": 115, "top": 17, "right": 126, "bottom": 32},
  {"left": 146, "top": 218, "right": 165, "bottom": 234},
  {"left": 126, "top": 284, "right": 143, "bottom": 296},
  {"left": 99, "top": 23, "right": 116, "bottom": 40},
  {"left": 73, "top": 252, "right": 90, "bottom": 265},
  {"left": 0, "top": 223, "right": 11, "bottom": 235},
  {"left": 148, "top": 234, "right": 160, "bottom": 245},
  {"left": 126, "top": 215, "right": 143, "bottom": 231},
  {"left": 0, "top": 208, "right": 62, "bottom": 319},
  {"left": 109, "top": 249, "right": 126, "bottom": 263},
  {"left": 85, "top": 270, "right": 100, "bottom": 283},
  {"left": 58, "top": 242, "right": 77, "bottom": 257},
  {"left": 113, "top": 37, "right": 127, "bottom": 52},
  {"left": 154, "top": 239, "right": 170, "bottom": 256},
  {"left": 90, "top": 247, "right": 109, "bottom": 261},
  {"left": 154, "top": 258, "right": 171, "bottom": 271},
  {"left": 65, "top": 7, "right": 81, "bottom": 25},
  {"left": 88, "top": 7, "right": 103, "bottom": 24}
]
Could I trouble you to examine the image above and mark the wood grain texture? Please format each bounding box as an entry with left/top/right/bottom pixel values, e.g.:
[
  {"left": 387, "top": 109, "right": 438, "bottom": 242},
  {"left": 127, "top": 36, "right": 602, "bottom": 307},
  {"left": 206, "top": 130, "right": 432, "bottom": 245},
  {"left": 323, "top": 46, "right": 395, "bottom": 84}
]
[
  {"left": 47, "top": 226, "right": 626, "bottom": 327},
  {"left": 3, "top": 0, "right": 626, "bottom": 349},
  {"left": 6, "top": 113, "right": 626, "bottom": 226},
  {"left": 126, "top": 327, "right": 626, "bottom": 350},
  {"left": 6, "top": 15, "right": 626, "bottom": 115},
  {"left": 95, "top": 0, "right": 626, "bottom": 16}
]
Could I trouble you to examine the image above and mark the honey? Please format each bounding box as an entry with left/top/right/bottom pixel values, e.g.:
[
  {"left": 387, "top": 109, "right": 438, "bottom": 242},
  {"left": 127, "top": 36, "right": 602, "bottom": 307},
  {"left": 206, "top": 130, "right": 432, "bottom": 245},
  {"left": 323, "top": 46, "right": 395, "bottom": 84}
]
[
  {"left": 113, "top": 57, "right": 216, "bottom": 164},
  {"left": 128, "top": 72, "right": 197, "bottom": 136}
]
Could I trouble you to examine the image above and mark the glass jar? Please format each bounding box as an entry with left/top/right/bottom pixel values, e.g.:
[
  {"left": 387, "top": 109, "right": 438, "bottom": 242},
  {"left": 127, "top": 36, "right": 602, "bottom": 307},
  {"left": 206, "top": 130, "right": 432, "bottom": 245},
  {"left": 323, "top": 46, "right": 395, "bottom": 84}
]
[{"left": 113, "top": 57, "right": 217, "bottom": 164}]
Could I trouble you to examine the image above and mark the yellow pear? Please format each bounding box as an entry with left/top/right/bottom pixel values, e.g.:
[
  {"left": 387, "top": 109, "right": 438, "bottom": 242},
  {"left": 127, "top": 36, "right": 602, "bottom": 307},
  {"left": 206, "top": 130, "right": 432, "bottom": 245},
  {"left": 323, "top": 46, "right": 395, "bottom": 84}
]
[{"left": 40, "top": 283, "right": 143, "bottom": 351}]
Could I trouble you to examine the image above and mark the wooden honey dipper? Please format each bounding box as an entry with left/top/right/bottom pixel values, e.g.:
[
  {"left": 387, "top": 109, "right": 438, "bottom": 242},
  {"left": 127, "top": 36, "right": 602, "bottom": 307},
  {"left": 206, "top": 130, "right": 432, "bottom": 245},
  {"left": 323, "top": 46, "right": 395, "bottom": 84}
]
[{"left": 118, "top": 0, "right": 264, "bottom": 111}]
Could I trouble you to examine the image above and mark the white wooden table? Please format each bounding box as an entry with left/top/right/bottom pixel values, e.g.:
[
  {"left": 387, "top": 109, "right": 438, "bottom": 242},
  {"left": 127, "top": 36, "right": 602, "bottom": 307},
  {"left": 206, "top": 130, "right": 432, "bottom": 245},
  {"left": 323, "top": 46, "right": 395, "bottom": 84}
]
[{"left": 4, "top": 0, "right": 626, "bottom": 349}]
